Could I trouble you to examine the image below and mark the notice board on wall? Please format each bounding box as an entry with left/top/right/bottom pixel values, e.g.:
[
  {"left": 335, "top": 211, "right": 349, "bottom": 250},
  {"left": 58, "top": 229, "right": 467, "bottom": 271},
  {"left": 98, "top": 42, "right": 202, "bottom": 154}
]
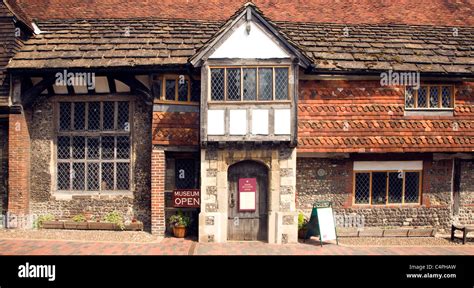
[
  {"left": 305, "top": 201, "right": 338, "bottom": 246},
  {"left": 238, "top": 178, "right": 256, "bottom": 212}
]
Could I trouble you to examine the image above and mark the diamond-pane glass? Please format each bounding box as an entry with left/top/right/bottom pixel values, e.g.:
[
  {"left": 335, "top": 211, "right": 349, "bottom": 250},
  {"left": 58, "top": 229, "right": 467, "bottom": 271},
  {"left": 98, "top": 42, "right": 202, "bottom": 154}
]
[
  {"left": 175, "top": 159, "right": 196, "bottom": 189},
  {"left": 101, "top": 163, "right": 114, "bottom": 190},
  {"left": 388, "top": 172, "right": 403, "bottom": 203},
  {"left": 117, "top": 102, "right": 129, "bottom": 131},
  {"left": 227, "top": 68, "right": 241, "bottom": 101},
  {"left": 442, "top": 86, "right": 452, "bottom": 108},
  {"left": 72, "top": 136, "right": 85, "bottom": 159},
  {"left": 405, "top": 87, "right": 415, "bottom": 108},
  {"left": 372, "top": 172, "right": 387, "bottom": 205},
  {"left": 59, "top": 102, "right": 71, "bottom": 131},
  {"left": 243, "top": 68, "right": 257, "bottom": 101},
  {"left": 102, "top": 136, "right": 114, "bottom": 159},
  {"left": 103, "top": 102, "right": 115, "bottom": 130},
  {"left": 87, "top": 137, "right": 100, "bottom": 159},
  {"left": 404, "top": 172, "right": 420, "bottom": 203},
  {"left": 165, "top": 80, "right": 176, "bottom": 101},
  {"left": 275, "top": 68, "right": 289, "bottom": 100},
  {"left": 417, "top": 87, "right": 427, "bottom": 108},
  {"left": 258, "top": 68, "right": 273, "bottom": 100},
  {"left": 116, "top": 163, "right": 130, "bottom": 190},
  {"left": 211, "top": 69, "right": 225, "bottom": 101},
  {"left": 57, "top": 163, "right": 70, "bottom": 190},
  {"left": 57, "top": 136, "right": 70, "bottom": 159},
  {"left": 74, "top": 102, "right": 85, "bottom": 130},
  {"left": 355, "top": 173, "right": 370, "bottom": 204},
  {"left": 87, "top": 163, "right": 99, "bottom": 191},
  {"left": 72, "top": 163, "right": 85, "bottom": 190},
  {"left": 117, "top": 136, "right": 130, "bottom": 159},
  {"left": 430, "top": 86, "right": 439, "bottom": 108},
  {"left": 88, "top": 102, "right": 100, "bottom": 130},
  {"left": 178, "top": 79, "right": 189, "bottom": 102}
]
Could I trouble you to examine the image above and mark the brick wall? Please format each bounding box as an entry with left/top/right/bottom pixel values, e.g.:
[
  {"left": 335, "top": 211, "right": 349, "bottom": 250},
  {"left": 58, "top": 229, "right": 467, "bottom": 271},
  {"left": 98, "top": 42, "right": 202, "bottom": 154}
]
[
  {"left": 459, "top": 160, "right": 474, "bottom": 225},
  {"left": 8, "top": 111, "right": 30, "bottom": 215},
  {"left": 0, "top": 120, "right": 7, "bottom": 214},
  {"left": 151, "top": 148, "right": 165, "bottom": 235},
  {"left": 296, "top": 156, "right": 454, "bottom": 230}
]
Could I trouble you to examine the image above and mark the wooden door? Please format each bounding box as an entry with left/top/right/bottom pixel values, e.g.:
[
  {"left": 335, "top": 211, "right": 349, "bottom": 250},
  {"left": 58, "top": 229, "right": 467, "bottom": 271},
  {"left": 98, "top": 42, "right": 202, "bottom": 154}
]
[{"left": 227, "top": 161, "right": 268, "bottom": 241}]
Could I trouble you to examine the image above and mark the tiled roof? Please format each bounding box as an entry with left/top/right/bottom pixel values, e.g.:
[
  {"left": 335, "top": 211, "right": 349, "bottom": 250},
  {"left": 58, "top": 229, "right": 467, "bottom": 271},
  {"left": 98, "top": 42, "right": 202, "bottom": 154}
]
[
  {"left": 16, "top": 0, "right": 474, "bottom": 27},
  {"left": 8, "top": 18, "right": 474, "bottom": 75},
  {"left": 152, "top": 111, "right": 199, "bottom": 146},
  {"left": 3, "top": 0, "right": 33, "bottom": 30}
]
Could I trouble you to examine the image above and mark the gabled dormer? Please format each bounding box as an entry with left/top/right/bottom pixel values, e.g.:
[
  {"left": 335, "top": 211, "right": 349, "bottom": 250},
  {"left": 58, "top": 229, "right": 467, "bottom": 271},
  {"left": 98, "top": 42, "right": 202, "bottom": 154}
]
[{"left": 191, "top": 2, "right": 311, "bottom": 146}]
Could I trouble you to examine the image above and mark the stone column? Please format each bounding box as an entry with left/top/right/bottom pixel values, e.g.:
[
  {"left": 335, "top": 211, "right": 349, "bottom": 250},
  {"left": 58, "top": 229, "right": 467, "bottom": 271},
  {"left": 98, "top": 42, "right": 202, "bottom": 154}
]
[{"left": 151, "top": 148, "right": 165, "bottom": 235}]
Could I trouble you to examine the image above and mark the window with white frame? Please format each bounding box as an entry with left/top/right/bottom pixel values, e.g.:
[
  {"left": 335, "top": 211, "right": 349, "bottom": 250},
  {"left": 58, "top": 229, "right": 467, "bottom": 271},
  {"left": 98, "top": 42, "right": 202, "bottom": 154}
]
[
  {"left": 210, "top": 67, "right": 289, "bottom": 101},
  {"left": 405, "top": 85, "right": 454, "bottom": 109},
  {"left": 56, "top": 101, "right": 131, "bottom": 193}
]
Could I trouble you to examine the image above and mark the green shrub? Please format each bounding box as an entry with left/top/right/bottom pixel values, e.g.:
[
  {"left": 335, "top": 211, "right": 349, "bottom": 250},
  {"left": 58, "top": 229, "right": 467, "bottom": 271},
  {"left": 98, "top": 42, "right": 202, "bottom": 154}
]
[
  {"left": 169, "top": 210, "right": 191, "bottom": 228},
  {"left": 103, "top": 210, "right": 125, "bottom": 230},
  {"left": 34, "top": 214, "right": 55, "bottom": 229},
  {"left": 298, "top": 213, "right": 308, "bottom": 230},
  {"left": 72, "top": 214, "right": 86, "bottom": 222}
]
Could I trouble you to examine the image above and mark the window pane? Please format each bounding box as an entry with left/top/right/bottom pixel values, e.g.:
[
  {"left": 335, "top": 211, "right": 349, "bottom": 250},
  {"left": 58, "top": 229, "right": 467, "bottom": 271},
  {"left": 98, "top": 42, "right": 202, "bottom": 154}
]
[
  {"left": 178, "top": 79, "right": 189, "bottom": 102},
  {"left": 355, "top": 173, "right": 370, "bottom": 204},
  {"left": 101, "top": 136, "right": 114, "bottom": 159},
  {"left": 72, "top": 136, "right": 85, "bottom": 159},
  {"left": 152, "top": 77, "right": 161, "bottom": 99},
  {"left": 165, "top": 79, "right": 176, "bottom": 101},
  {"left": 211, "top": 69, "right": 225, "bottom": 101},
  {"left": 430, "top": 86, "right": 439, "bottom": 108},
  {"left": 101, "top": 163, "right": 114, "bottom": 190},
  {"left": 59, "top": 102, "right": 71, "bottom": 131},
  {"left": 175, "top": 159, "right": 195, "bottom": 189},
  {"left": 72, "top": 163, "right": 85, "bottom": 190},
  {"left": 88, "top": 102, "right": 100, "bottom": 130},
  {"left": 117, "top": 102, "right": 129, "bottom": 131},
  {"left": 405, "top": 87, "right": 415, "bottom": 108},
  {"left": 243, "top": 68, "right": 257, "bottom": 101},
  {"left": 417, "top": 87, "right": 427, "bottom": 108},
  {"left": 227, "top": 68, "right": 241, "bottom": 101},
  {"left": 57, "top": 136, "right": 70, "bottom": 159},
  {"left": 275, "top": 68, "right": 289, "bottom": 100},
  {"left": 103, "top": 102, "right": 115, "bottom": 130},
  {"left": 258, "top": 68, "right": 273, "bottom": 100},
  {"left": 87, "top": 163, "right": 99, "bottom": 191},
  {"left": 404, "top": 172, "right": 420, "bottom": 203},
  {"left": 73, "top": 102, "right": 85, "bottom": 130},
  {"left": 442, "top": 86, "right": 452, "bottom": 108},
  {"left": 87, "top": 137, "right": 100, "bottom": 159},
  {"left": 191, "top": 80, "right": 200, "bottom": 102},
  {"left": 371, "top": 172, "right": 387, "bottom": 205},
  {"left": 117, "top": 136, "right": 130, "bottom": 159},
  {"left": 116, "top": 163, "right": 130, "bottom": 190},
  {"left": 388, "top": 172, "right": 403, "bottom": 203},
  {"left": 57, "top": 163, "right": 70, "bottom": 190}
]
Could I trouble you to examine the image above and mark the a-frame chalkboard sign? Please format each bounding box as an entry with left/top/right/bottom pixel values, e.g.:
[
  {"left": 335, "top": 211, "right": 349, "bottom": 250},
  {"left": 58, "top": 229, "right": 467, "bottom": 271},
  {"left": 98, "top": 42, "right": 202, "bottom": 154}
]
[{"left": 304, "top": 201, "right": 338, "bottom": 246}]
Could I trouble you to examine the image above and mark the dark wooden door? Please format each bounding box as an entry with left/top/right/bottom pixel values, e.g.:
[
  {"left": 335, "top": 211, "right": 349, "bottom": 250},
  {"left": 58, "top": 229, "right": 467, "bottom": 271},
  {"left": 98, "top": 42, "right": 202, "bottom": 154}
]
[{"left": 227, "top": 161, "right": 268, "bottom": 241}]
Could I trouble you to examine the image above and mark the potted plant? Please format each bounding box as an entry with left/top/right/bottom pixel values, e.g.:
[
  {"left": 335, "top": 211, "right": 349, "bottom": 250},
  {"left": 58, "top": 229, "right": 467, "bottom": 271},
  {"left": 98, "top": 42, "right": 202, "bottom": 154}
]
[
  {"left": 169, "top": 211, "right": 191, "bottom": 238},
  {"left": 298, "top": 213, "right": 309, "bottom": 239}
]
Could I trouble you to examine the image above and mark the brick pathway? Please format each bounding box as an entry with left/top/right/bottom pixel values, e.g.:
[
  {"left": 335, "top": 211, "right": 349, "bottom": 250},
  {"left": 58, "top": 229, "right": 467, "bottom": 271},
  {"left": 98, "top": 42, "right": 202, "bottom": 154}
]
[{"left": 0, "top": 237, "right": 473, "bottom": 255}]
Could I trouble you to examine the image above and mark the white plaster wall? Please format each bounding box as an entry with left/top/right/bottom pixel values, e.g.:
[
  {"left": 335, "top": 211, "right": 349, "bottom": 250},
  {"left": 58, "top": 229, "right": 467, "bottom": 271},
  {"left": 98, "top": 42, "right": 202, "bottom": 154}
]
[
  {"left": 251, "top": 109, "right": 269, "bottom": 135},
  {"left": 207, "top": 110, "right": 225, "bottom": 135},
  {"left": 229, "top": 109, "right": 247, "bottom": 135},
  {"left": 274, "top": 109, "right": 291, "bottom": 135}
]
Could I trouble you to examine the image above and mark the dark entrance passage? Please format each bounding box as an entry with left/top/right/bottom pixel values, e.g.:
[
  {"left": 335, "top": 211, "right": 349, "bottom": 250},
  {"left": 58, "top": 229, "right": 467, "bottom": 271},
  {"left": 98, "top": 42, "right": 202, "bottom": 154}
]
[{"left": 227, "top": 161, "right": 268, "bottom": 241}]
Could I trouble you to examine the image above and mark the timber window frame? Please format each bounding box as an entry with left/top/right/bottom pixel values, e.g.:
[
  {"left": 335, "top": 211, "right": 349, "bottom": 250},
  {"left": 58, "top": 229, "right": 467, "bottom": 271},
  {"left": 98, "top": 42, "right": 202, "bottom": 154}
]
[
  {"left": 209, "top": 66, "right": 290, "bottom": 102},
  {"left": 405, "top": 85, "right": 454, "bottom": 109},
  {"left": 353, "top": 170, "right": 422, "bottom": 205},
  {"left": 55, "top": 100, "right": 132, "bottom": 194},
  {"left": 152, "top": 74, "right": 197, "bottom": 104}
]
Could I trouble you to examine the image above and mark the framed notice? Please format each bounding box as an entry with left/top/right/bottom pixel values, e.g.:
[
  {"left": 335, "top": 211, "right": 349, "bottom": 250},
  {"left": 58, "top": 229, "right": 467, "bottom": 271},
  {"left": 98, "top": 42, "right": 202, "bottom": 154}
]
[
  {"left": 238, "top": 178, "right": 256, "bottom": 212},
  {"left": 316, "top": 207, "right": 337, "bottom": 242}
]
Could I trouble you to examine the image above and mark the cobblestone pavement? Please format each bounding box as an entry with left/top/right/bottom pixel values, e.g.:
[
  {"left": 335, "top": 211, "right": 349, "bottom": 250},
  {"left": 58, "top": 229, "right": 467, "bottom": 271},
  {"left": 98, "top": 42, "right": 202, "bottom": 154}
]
[{"left": 0, "top": 236, "right": 473, "bottom": 255}]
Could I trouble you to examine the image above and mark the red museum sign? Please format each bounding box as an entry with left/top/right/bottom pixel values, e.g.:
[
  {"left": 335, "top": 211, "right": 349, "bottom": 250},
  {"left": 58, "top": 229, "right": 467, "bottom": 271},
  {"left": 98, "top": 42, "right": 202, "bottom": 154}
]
[{"left": 172, "top": 189, "right": 200, "bottom": 208}]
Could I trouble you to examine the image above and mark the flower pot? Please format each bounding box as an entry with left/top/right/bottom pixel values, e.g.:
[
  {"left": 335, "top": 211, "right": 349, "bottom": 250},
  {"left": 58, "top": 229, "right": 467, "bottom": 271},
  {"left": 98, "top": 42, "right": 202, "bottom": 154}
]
[
  {"left": 173, "top": 226, "right": 186, "bottom": 238},
  {"left": 298, "top": 229, "right": 309, "bottom": 239}
]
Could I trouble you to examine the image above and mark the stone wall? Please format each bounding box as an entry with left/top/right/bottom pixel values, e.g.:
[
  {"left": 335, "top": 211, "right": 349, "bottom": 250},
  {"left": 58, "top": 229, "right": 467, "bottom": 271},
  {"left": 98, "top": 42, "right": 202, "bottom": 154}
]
[
  {"left": 199, "top": 145, "right": 297, "bottom": 243},
  {"left": 0, "top": 120, "right": 7, "bottom": 215},
  {"left": 27, "top": 96, "right": 152, "bottom": 230},
  {"left": 296, "top": 156, "right": 454, "bottom": 231},
  {"left": 459, "top": 160, "right": 474, "bottom": 225}
]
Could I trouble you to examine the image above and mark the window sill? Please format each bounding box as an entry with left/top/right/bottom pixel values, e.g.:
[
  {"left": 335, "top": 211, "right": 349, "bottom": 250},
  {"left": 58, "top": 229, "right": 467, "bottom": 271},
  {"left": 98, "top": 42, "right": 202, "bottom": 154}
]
[
  {"left": 351, "top": 203, "right": 422, "bottom": 208},
  {"left": 53, "top": 192, "right": 133, "bottom": 200},
  {"left": 404, "top": 109, "right": 454, "bottom": 117}
]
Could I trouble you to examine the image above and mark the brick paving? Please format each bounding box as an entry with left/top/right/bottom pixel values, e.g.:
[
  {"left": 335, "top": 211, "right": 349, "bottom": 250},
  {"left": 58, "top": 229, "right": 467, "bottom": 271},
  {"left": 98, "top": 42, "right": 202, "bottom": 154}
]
[{"left": 0, "top": 236, "right": 473, "bottom": 255}]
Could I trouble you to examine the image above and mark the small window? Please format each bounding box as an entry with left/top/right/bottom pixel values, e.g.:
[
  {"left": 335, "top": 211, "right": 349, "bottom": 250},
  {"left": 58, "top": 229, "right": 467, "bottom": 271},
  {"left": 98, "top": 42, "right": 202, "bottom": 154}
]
[
  {"left": 152, "top": 75, "right": 194, "bottom": 103},
  {"left": 405, "top": 85, "right": 454, "bottom": 109},
  {"left": 210, "top": 67, "right": 290, "bottom": 102},
  {"left": 354, "top": 171, "right": 421, "bottom": 205},
  {"left": 175, "top": 159, "right": 196, "bottom": 189}
]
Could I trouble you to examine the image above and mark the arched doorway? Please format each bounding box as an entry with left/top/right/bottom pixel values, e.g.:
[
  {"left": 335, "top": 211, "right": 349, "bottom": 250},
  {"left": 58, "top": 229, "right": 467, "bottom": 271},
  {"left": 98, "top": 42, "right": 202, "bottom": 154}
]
[{"left": 227, "top": 160, "right": 268, "bottom": 241}]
